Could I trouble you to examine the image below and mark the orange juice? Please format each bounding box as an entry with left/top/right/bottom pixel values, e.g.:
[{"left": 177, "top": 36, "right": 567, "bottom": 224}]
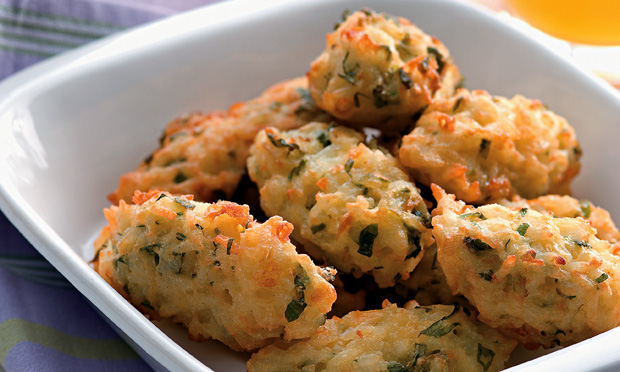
[{"left": 505, "top": 0, "right": 620, "bottom": 45}]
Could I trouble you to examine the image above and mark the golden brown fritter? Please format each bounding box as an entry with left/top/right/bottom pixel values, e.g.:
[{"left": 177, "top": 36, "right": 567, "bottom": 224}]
[
  {"left": 431, "top": 185, "right": 620, "bottom": 348},
  {"left": 307, "top": 9, "right": 461, "bottom": 133},
  {"left": 247, "top": 301, "right": 517, "bottom": 372},
  {"left": 397, "top": 243, "right": 466, "bottom": 307},
  {"left": 399, "top": 89, "right": 582, "bottom": 204},
  {"left": 247, "top": 122, "right": 434, "bottom": 287},
  {"left": 501, "top": 194, "right": 620, "bottom": 244},
  {"left": 109, "top": 77, "right": 330, "bottom": 204},
  {"left": 93, "top": 190, "right": 337, "bottom": 352}
]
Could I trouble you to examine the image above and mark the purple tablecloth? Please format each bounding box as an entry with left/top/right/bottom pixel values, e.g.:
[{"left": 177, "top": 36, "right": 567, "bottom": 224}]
[{"left": 0, "top": 1, "right": 217, "bottom": 370}]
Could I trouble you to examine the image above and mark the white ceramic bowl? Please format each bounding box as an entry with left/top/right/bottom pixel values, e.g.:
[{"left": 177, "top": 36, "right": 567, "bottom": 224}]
[{"left": 1, "top": 0, "right": 620, "bottom": 370}]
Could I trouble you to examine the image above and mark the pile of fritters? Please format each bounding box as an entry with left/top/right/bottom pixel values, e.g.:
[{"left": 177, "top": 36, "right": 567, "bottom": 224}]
[{"left": 93, "top": 8, "right": 620, "bottom": 372}]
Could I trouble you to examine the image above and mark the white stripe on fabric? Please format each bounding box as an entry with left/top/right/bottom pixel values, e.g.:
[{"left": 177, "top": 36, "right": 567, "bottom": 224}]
[{"left": 0, "top": 4, "right": 123, "bottom": 36}]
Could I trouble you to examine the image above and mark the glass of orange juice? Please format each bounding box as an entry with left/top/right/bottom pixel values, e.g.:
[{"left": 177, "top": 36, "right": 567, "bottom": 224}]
[{"left": 504, "top": 0, "right": 620, "bottom": 87}]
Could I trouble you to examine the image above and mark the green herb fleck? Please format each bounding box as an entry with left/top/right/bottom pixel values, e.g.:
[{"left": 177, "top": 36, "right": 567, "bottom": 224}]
[
  {"left": 573, "top": 239, "right": 592, "bottom": 249},
  {"left": 411, "top": 343, "right": 427, "bottom": 367},
  {"left": 596, "top": 272, "right": 609, "bottom": 283},
  {"left": 288, "top": 159, "right": 307, "bottom": 181},
  {"left": 404, "top": 224, "right": 422, "bottom": 259},
  {"left": 140, "top": 244, "right": 161, "bottom": 266},
  {"left": 141, "top": 299, "right": 155, "bottom": 310},
  {"left": 176, "top": 232, "right": 186, "bottom": 241},
  {"left": 459, "top": 211, "right": 487, "bottom": 220},
  {"left": 479, "top": 270, "right": 494, "bottom": 282},
  {"left": 167, "top": 132, "right": 187, "bottom": 142},
  {"left": 453, "top": 96, "right": 464, "bottom": 112},
  {"left": 174, "top": 197, "right": 195, "bottom": 209},
  {"left": 173, "top": 172, "right": 188, "bottom": 184},
  {"left": 341, "top": 9, "right": 351, "bottom": 21},
  {"left": 338, "top": 51, "right": 360, "bottom": 85},
  {"left": 381, "top": 45, "right": 392, "bottom": 61},
  {"left": 477, "top": 343, "right": 495, "bottom": 371},
  {"left": 311, "top": 223, "right": 326, "bottom": 234},
  {"left": 353, "top": 92, "right": 365, "bottom": 108},
  {"left": 427, "top": 46, "right": 445, "bottom": 73},
  {"left": 286, "top": 265, "right": 310, "bottom": 322},
  {"left": 387, "top": 362, "right": 408, "bottom": 372},
  {"left": 317, "top": 132, "right": 331, "bottom": 147},
  {"left": 285, "top": 298, "right": 306, "bottom": 322},
  {"left": 398, "top": 68, "right": 412, "bottom": 89},
  {"left": 517, "top": 223, "right": 530, "bottom": 236},
  {"left": 579, "top": 201, "right": 593, "bottom": 219},
  {"left": 479, "top": 138, "right": 491, "bottom": 160},
  {"left": 114, "top": 255, "right": 127, "bottom": 270},
  {"left": 464, "top": 237, "right": 492, "bottom": 252},
  {"left": 294, "top": 267, "right": 310, "bottom": 290},
  {"left": 420, "top": 320, "right": 459, "bottom": 337},
  {"left": 156, "top": 193, "right": 167, "bottom": 201},
  {"left": 518, "top": 208, "right": 528, "bottom": 217},
  {"left": 268, "top": 101, "right": 282, "bottom": 111},
  {"left": 372, "top": 84, "right": 389, "bottom": 108},
  {"left": 267, "top": 132, "right": 300, "bottom": 152},
  {"left": 295, "top": 88, "right": 317, "bottom": 114},
  {"left": 357, "top": 224, "right": 379, "bottom": 257},
  {"left": 144, "top": 153, "right": 154, "bottom": 165},
  {"left": 226, "top": 238, "right": 234, "bottom": 254},
  {"left": 344, "top": 158, "right": 354, "bottom": 176},
  {"left": 171, "top": 251, "right": 185, "bottom": 274}
]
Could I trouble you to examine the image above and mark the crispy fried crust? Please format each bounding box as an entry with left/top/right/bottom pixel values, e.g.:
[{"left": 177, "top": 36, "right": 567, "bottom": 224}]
[
  {"left": 108, "top": 77, "right": 330, "bottom": 204},
  {"left": 431, "top": 185, "right": 620, "bottom": 348},
  {"left": 247, "top": 122, "right": 434, "bottom": 287},
  {"left": 397, "top": 243, "right": 467, "bottom": 307},
  {"left": 501, "top": 194, "right": 620, "bottom": 244},
  {"left": 307, "top": 9, "right": 461, "bottom": 132},
  {"left": 93, "top": 190, "right": 336, "bottom": 351},
  {"left": 247, "top": 302, "right": 516, "bottom": 372},
  {"left": 399, "top": 89, "right": 582, "bottom": 204}
]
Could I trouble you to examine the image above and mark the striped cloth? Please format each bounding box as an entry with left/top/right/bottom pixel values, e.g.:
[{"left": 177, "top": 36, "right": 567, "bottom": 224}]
[{"left": 0, "top": 0, "right": 216, "bottom": 371}]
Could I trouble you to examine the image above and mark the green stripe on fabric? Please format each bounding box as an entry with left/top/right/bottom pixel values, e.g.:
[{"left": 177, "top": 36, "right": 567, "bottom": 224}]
[
  {"left": 0, "top": 42, "right": 55, "bottom": 58},
  {"left": 0, "top": 16, "right": 111, "bottom": 39},
  {"left": 0, "top": 30, "right": 81, "bottom": 49},
  {"left": 0, "top": 318, "right": 139, "bottom": 366},
  {"left": 0, "top": 4, "right": 124, "bottom": 30}
]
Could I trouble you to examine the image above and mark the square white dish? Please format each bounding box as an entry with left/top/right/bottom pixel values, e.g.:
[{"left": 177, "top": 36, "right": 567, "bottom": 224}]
[{"left": 1, "top": 0, "right": 620, "bottom": 370}]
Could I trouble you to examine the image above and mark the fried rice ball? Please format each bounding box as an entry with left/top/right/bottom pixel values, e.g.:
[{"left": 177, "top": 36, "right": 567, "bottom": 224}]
[
  {"left": 500, "top": 195, "right": 620, "bottom": 244},
  {"left": 93, "top": 190, "right": 337, "bottom": 352},
  {"left": 247, "top": 301, "right": 517, "bottom": 372},
  {"left": 397, "top": 243, "right": 466, "bottom": 307},
  {"left": 431, "top": 185, "right": 620, "bottom": 348},
  {"left": 247, "top": 122, "right": 434, "bottom": 288},
  {"left": 398, "top": 89, "right": 582, "bottom": 204},
  {"left": 108, "top": 77, "right": 330, "bottom": 204},
  {"left": 307, "top": 9, "right": 461, "bottom": 132}
]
